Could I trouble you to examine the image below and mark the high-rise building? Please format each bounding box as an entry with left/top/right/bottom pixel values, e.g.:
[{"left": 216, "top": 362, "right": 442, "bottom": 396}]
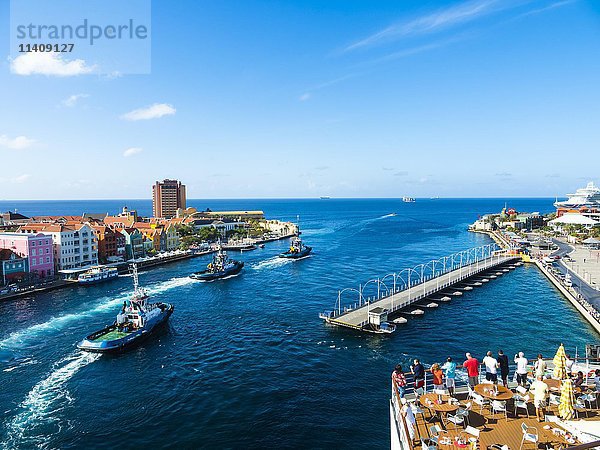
[{"left": 152, "top": 179, "right": 186, "bottom": 218}]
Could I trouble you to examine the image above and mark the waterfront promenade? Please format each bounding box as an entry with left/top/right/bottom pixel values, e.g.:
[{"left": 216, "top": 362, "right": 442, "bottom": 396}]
[{"left": 563, "top": 244, "right": 600, "bottom": 290}]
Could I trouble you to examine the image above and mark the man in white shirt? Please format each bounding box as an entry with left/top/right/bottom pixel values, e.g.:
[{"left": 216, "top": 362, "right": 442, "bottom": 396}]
[
  {"left": 530, "top": 375, "right": 549, "bottom": 422},
  {"left": 514, "top": 352, "right": 529, "bottom": 386},
  {"left": 482, "top": 351, "right": 499, "bottom": 383}
]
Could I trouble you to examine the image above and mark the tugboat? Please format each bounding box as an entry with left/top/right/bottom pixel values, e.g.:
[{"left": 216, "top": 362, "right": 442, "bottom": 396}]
[
  {"left": 77, "top": 264, "right": 174, "bottom": 353},
  {"left": 189, "top": 246, "right": 244, "bottom": 281},
  {"left": 279, "top": 235, "right": 312, "bottom": 259},
  {"left": 280, "top": 218, "right": 312, "bottom": 259},
  {"left": 77, "top": 265, "right": 119, "bottom": 285}
]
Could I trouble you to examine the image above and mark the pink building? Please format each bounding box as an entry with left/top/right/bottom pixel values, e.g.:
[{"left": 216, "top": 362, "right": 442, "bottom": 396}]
[{"left": 0, "top": 232, "right": 54, "bottom": 279}]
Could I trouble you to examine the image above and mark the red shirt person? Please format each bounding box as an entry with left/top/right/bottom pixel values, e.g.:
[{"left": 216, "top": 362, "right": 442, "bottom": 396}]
[{"left": 463, "top": 353, "right": 479, "bottom": 388}]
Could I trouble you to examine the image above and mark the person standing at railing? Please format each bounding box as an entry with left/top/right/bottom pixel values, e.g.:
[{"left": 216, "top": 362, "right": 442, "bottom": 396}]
[
  {"left": 410, "top": 359, "right": 425, "bottom": 391},
  {"left": 392, "top": 364, "right": 407, "bottom": 398},
  {"left": 497, "top": 350, "right": 510, "bottom": 387},
  {"left": 482, "top": 351, "right": 499, "bottom": 383},
  {"left": 442, "top": 357, "right": 457, "bottom": 396},
  {"left": 534, "top": 354, "right": 547, "bottom": 378},
  {"left": 431, "top": 363, "right": 444, "bottom": 391},
  {"left": 463, "top": 353, "right": 480, "bottom": 388},
  {"left": 565, "top": 354, "right": 575, "bottom": 375},
  {"left": 514, "top": 352, "right": 529, "bottom": 386}
]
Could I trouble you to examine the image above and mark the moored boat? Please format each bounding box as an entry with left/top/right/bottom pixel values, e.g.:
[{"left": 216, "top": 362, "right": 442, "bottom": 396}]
[
  {"left": 77, "top": 264, "right": 173, "bottom": 353},
  {"left": 77, "top": 266, "right": 119, "bottom": 284},
  {"left": 190, "top": 247, "right": 244, "bottom": 281}
]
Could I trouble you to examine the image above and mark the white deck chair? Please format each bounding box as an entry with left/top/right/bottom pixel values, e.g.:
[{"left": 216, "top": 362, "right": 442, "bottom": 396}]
[
  {"left": 516, "top": 385, "right": 527, "bottom": 395},
  {"left": 455, "top": 402, "right": 472, "bottom": 425},
  {"left": 472, "top": 393, "right": 488, "bottom": 414},
  {"left": 429, "top": 425, "right": 446, "bottom": 444},
  {"left": 445, "top": 412, "right": 465, "bottom": 430},
  {"left": 491, "top": 400, "right": 508, "bottom": 420},
  {"left": 421, "top": 438, "right": 437, "bottom": 450},
  {"left": 574, "top": 398, "right": 588, "bottom": 418},
  {"left": 580, "top": 393, "right": 598, "bottom": 409},
  {"left": 519, "top": 423, "right": 538, "bottom": 450},
  {"left": 514, "top": 395, "right": 530, "bottom": 418},
  {"left": 464, "top": 425, "right": 480, "bottom": 438},
  {"left": 548, "top": 393, "right": 561, "bottom": 409}
]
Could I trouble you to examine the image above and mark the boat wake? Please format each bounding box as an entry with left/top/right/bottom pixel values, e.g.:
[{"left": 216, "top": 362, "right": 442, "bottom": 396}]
[
  {"left": 252, "top": 257, "right": 291, "bottom": 271},
  {"left": 0, "top": 276, "right": 194, "bottom": 352},
  {"left": 378, "top": 213, "right": 397, "bottom": 219},
  {"left": 2, "top": 351, "right": 100, "bottom": 449}
]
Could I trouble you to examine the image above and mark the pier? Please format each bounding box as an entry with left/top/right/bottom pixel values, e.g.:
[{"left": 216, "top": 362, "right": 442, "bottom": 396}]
[{"left": 320, "top": 244, "right": 520, "bottom": 332}]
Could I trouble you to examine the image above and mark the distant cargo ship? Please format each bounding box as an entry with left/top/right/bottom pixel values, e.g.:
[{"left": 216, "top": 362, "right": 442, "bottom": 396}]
[
  {"left": 554, "top": 181, "right": 600, "bottom": 209},
  {"left": 319, "top": 196, "right": 331, "bottom": 199},
  {"left": 402, "top": 196, "right": 415, "bottom": 203}
]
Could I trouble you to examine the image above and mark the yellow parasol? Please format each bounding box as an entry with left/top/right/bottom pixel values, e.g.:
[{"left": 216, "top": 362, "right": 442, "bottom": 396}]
[
  {"left": 558, "top": 378, "right": 575, "bottom": 420},
  {"left": 553, "top": 343, "right": 567, "bottom": 380}
]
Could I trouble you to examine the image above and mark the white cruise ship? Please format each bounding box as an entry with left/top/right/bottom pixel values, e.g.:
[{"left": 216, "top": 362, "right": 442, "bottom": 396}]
[{"left": 554, "top": 181, "right": 600, "bottom": 209}]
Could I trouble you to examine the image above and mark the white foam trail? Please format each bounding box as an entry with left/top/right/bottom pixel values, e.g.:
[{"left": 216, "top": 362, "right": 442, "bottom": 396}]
[
  {"left": 378, "top": 213, "right": 396, "bottom": 219},
  {"left": 2, "top": 352, "right": 100, "bottom": 449},
  {"left": 252, "top": 257, "right": 291, "bottom": 271},
  {"left": 0, "top": 276, "right": 194, "bottom": 351}
]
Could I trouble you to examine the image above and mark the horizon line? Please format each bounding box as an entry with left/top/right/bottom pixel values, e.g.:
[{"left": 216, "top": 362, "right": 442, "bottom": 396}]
[{"left": 0, "top": 196, "right": 561, "bottom": 202}]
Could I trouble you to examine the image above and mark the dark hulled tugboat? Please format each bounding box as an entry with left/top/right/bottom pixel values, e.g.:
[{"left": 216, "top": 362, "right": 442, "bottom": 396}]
[
  {"left": 190, "top": 246, "right": 244, "bottom": 281},
  {"left": 279, "top": 235, "right": 312, "bottom": 259},
  {"left": 77, "top": 264, "right": 174, "bottom": 353}
]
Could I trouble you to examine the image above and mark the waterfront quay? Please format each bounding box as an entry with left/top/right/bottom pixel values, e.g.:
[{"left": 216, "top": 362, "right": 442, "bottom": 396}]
[
  {"left": 320, "top": 244, "right": 520, "bottom": 332},
  {"left": 471, "top": 227, "right": 600, "bottom": 334},
  {"left": 0, "top": 190, "right": 298, "bottom": 301}
]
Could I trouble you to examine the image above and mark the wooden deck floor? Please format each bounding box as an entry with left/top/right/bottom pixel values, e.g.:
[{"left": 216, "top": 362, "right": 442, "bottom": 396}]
[{"left": 413, "top": 394, "right": 599, "bottom": 450}]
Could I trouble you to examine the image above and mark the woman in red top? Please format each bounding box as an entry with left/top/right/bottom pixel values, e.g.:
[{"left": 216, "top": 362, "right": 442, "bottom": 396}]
[
  {"left": 431, "top": 363, "right": 444, "bottom": 390},
  {"left": 392, "top": 364, "right": 407, "bottom": 398}
]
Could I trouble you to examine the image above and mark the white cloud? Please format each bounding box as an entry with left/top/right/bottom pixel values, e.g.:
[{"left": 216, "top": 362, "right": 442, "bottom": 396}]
[
  {"left": 14, "top": 174, "right": 31, "bottom": 183},
  {"left": 10, "top": 52, "right": 95, "bottom": 77},
  {"left": 345, "top": 0, "right": 500, "bottom": 51},
  {"left": 0, "top": 174, "right": 32, "bottom": 184},
  {"left": 123, "top": 147, "right": 143, "bottom": 157},
  {"left": 62, "top": 94, "right": 89, "bottom": 107},
  {"left": 299, "top": 93, "right": 311, "bottom": 101},
  {"left": 120, "top": 103, "right": 176, "bottom": 121},
  {"left": 515, "top": 0, "right": 575, "bottom": 19},
  {"left": 0, "top": 134, "right": 36, "bottom": 150}
]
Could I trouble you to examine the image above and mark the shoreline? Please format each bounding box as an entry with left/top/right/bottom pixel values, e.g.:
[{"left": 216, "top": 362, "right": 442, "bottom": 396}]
[
  {"left": 470, "top": 229, "right": 600, "bottom": 335},
  {"left": 0, "top": 233, "right": 295, "bottom": 302}
]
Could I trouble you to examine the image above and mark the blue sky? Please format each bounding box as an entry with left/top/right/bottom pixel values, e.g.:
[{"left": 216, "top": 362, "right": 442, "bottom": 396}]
[{"left": 0, "top": 0, "right": 599, "bottom": 199}]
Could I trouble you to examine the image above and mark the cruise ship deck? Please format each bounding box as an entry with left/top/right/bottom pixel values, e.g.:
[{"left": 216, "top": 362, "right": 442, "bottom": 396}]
[
  {"left": 407, "top": 393, "right": 599, "bottom": 450},
  {"left": 391, "top": 363, "right": 600, "bottom": 450}
]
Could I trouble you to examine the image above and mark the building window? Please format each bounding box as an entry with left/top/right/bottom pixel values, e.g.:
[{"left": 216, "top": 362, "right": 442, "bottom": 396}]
[
  {"left": 46, "top": 257, "right": 50, "bottom": 263},
  {"left": 32, "top": 258, "right": 36, "bottom": 265},
  {"left": 32, "top": 241, "right": 36, "bottom": 247},
  {"left": 46, "top": 248, "right": 49, "bottom": 254}
]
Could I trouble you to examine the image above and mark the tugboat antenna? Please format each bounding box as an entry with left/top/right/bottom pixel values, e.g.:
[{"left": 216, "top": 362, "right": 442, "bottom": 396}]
[{"left": 131, "top": 263, "right": 139, "bottom": 293}]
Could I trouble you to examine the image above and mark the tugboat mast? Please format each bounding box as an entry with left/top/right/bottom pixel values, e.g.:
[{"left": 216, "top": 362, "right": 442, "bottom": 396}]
[{"left": 131, "top": 263, "right": 140, "bottom": 294}]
